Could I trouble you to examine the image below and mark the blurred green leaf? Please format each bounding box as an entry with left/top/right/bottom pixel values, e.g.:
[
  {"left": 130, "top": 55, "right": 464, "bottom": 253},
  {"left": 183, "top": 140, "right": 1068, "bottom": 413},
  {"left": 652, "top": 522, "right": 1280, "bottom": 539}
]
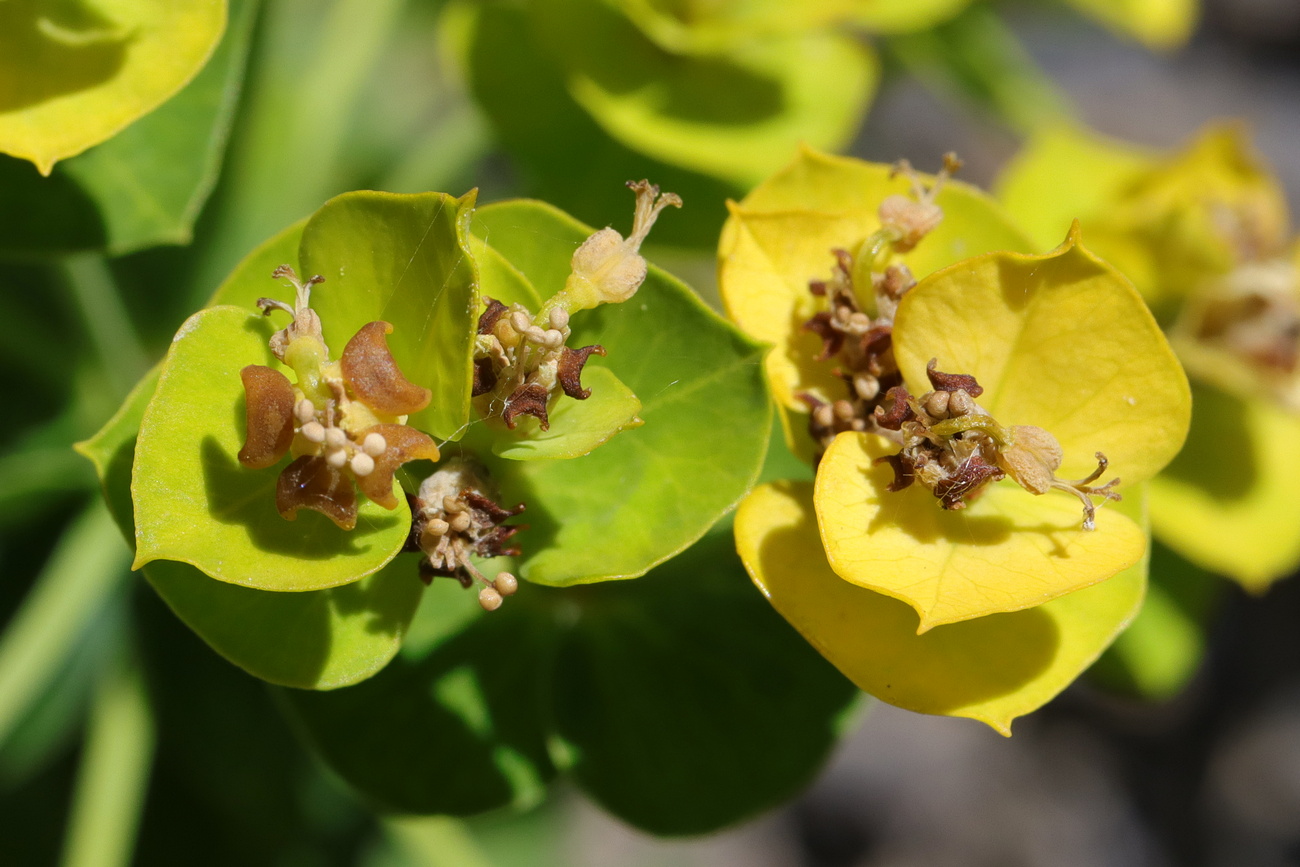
[
  {"left": 469, "top": 199, "right": 771, "bottom": 586},
  {"left": 280, "top": 576, "right": 559, "bottom": 816},
  {"left": 1091, "top": 541, "right": 1220, "bottom": 700},
  {"left": 886, "top": 4, "right": 1071, "bottom": 135},
  {"left": 530, "top": 0, "right": 877, "bottom": 189},
  {"left": 0, "top": 0, "right": 252, "bottom": 256},
  {"left": 853, "top": 0, "right": 975, "bottom": 33},
  {"left": 1063, "top": 0, "right": 1198, "bottom": 50},
  {"left": 0, "top": 0, "right": 227, "bottom": 174},
  {"left": 284, "top": 526, "right": 858, "bottom": 833},
  {"left": 445, "top": 0, "right": 744, "bottom": 248},
  {"left": 550, "top": 525, "right": 858, "bottom": 835}
]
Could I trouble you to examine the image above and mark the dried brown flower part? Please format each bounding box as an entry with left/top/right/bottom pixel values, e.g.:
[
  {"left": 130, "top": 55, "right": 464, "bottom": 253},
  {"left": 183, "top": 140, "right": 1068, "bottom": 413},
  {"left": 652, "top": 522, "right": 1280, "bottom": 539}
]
[
  {"left": 557, "top": 344, "right": 606, "bottom": 399},
  {"left": 237, "top": 365, "right": 296, "bottom": 469},
  {"left": 471, "top": 183, "right": 677, "bottom": 437},
  {"left": 879, "top": 152, "right": 961, "bottom": 253},
  {"left": 339, "top": 321, "right": 432, "bottom": 416},
  {"left": 351, "top": 424, "right": 440, "bottom": 509},
  {"left": 874, "top": 359, "right": 1121, "bottom": 530},
  {"left": 277, "top": 456, "right": 358, "bottom": 530},
  {"left": 238, "top": 265, "right": 440, "bottom": 530},
  {"left": 501, "top": 382, "right": 552, "bottom": 430},
  {"left": 409, "top": 460, "right": 526, "bottom": 610}
]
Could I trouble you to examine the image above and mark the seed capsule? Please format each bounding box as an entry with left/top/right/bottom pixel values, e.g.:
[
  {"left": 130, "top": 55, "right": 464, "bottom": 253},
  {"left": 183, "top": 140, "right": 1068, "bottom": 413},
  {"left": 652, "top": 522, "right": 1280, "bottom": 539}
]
[{"left": 494, "top": 572, "right": 519, "bottom": 596}]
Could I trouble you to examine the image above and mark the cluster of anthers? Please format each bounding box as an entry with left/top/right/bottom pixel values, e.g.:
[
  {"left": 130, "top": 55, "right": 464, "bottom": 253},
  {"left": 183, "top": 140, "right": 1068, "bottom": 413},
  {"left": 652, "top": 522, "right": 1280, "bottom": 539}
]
[
  {"left": 238, "top": 265, "right": 440, "bottom": 530},
  {"left": 406, "top": 460, "right": 527, "bottom": 611},
  {"left": 472, "top": 179, "right": 681, "bottom": 430},
  {"left": 873, "top": 361, "right": 1122, "bottom": 531},
  {"left": 798, "top": 154, "right": 961, "bottom": 454}
]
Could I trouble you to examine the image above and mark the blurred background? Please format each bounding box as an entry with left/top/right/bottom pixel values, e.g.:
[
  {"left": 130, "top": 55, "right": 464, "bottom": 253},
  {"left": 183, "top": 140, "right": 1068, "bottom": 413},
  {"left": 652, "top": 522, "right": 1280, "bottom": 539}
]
[{"left": 4, "top": 0, "right": 1300, "bottom": 864}]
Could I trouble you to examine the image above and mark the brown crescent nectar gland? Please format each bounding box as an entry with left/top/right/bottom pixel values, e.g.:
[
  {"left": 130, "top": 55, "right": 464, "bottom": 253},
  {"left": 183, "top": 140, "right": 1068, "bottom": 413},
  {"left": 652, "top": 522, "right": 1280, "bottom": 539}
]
[
  {"left": 872, "top": 361, "right": 1121, "bottom": 531},
  {"left": 237, "top": 265, "right": 440, "bottom": 529},
  {"left": 407, "top": 459, "right": 527, "bottom": 610}
]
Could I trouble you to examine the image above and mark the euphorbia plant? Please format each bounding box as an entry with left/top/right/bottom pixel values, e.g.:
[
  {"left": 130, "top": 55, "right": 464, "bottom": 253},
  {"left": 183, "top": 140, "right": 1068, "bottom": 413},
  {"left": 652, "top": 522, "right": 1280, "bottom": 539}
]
[
  {"left": 720, "top": 147, "right": 1190, "bottom": 732},
  {"left": 77, "top": 182, "right": 860, "bottom": 833}
]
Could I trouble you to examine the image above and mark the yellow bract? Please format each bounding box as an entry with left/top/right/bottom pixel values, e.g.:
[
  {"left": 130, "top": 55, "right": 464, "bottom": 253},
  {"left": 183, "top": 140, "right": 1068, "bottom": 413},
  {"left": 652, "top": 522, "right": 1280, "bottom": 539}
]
[
  {"left": 893, "top": 225, "right": 1192, "bottom": 486},
  {"left": 718, "top": 146, "right": 1032, "bottom": 454},
  {"left": 815, "top": 431, "right": 1147, "bottom": 629},
  {"left": 1149, "top": 383, "right": 1300, "bottom": 593},
  {"left": 999, "top": 123, "right": 1290, "bottom": 308},
  {"left": 814, "top": 227, "right": 1189, "bottom": 627},
  {"left": 1062, "top": 0, "right": 1197, "bottom": 50},
  {"left": 737, "top": 481, "right": 1146, "bottom": 734},
  {"left": 0, "top": 0, "right": 226, "bottom": 174}
]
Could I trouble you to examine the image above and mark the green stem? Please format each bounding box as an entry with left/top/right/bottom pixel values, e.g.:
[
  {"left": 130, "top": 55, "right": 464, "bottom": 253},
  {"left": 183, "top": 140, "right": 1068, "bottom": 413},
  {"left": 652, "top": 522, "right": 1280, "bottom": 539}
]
[
  {"left": 384, "top": 816, "right": 494, "bottom": 867},
  {"left": 62, "top": 254, "right": 149, "bottom": 400},
  {"left": 0, "top": 502, "right": 130, "bottom": 747},
  {"left": 59, "top": 654, "right": 155, "bottom": 867}
]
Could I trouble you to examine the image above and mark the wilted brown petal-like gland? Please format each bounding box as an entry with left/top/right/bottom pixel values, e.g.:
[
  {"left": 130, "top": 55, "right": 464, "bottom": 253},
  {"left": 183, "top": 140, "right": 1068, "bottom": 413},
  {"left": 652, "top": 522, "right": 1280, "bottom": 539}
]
[
  {"left": 238, "top": 365, "right": 296, "bottom": 468},
  {"left": 277, "top": 456, "right": 358, "bottom": 530},
  {"left": 353, "top": 423, "right": 441, "bottom": 509},
  {"left": 340, "top": 321, "right": 432, "bottom": 416}
]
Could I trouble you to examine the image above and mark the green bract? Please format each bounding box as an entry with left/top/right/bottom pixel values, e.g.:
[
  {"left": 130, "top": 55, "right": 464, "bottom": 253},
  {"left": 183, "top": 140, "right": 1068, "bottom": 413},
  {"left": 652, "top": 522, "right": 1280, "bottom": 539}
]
[
  {"left": 468, "top": 199, "right": 769, "bottom": 585},
  {"left": 0, "top": 0, "right": 228, "bottom": 174},
  {"left": 281, "top": 525, "right": 858, "bottom": 831},
  {"left": 0, "top": 0, "right": 257, "bottom": 257},
  {"left": 80, "top": 186, "right": 769, "bottom": 689}
]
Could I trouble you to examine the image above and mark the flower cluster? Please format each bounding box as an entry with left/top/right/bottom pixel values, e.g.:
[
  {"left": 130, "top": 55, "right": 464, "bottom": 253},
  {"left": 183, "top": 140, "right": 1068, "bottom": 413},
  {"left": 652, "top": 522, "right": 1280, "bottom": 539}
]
[
  {"left": 407, "top": 459, "right": 526, "bottom": 611},
  {"left": 239, "top": 265, "right": 440, "bottom": 530},
  {"left": 472, "top": 180, "right": 680, "bottom": 430},
  {"left": 721, "top": 146, "right": 1189, "bottom": 731}
]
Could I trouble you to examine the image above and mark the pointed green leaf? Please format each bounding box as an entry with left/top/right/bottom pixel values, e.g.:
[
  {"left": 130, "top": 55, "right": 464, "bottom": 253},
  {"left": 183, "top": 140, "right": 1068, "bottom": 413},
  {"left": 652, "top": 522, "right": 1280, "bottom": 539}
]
[
  {"left": 471, "top": 199, "right": 771, "bottom": 585},
  {"left": 297, "top": 190, "right": 479, "bottom": 441},
  {"left": 738, "top": 481, "right": 1146, "bottom": 734},
  {"left": 0, "top": 0, "right": 227, "bottom": 173},
  {"left": 132, "top": 305, "right": 410, "bottom": 590}
]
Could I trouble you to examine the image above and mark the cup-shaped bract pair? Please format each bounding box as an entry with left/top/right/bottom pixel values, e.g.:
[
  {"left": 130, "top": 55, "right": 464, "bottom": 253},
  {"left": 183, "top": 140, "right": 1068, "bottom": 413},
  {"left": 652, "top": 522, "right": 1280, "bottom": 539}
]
[
  {"left": 79, "top": 185, "right": 770, "bottom": 697},
  {"left": 721, "top": 147, "right": 1190, "bottom": 732},
  {"left": 999, "top": 123, "right": 1300, "bottom": 594}
]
